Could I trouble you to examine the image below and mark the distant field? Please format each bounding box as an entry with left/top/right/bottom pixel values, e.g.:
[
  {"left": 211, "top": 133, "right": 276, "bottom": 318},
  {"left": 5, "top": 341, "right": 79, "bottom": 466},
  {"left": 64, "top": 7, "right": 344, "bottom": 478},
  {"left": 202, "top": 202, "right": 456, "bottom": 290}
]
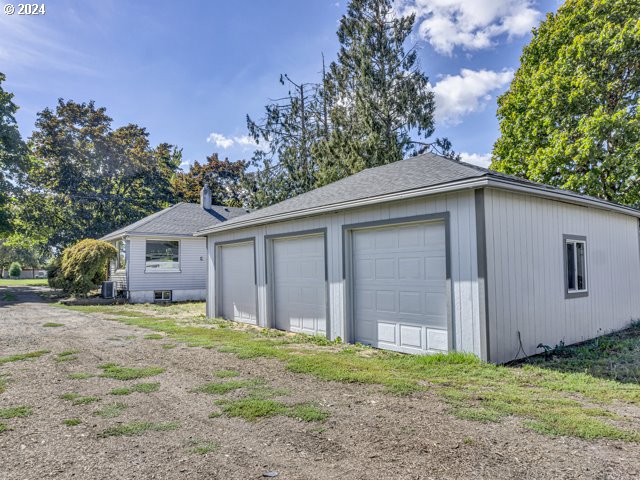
[{"left": 0, "top": 278, "right": 48, "bottom": 286}]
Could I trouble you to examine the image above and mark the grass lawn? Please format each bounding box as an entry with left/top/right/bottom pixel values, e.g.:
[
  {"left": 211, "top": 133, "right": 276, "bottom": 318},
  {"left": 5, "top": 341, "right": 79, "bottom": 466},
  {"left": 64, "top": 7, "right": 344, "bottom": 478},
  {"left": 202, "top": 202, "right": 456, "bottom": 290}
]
[
  {"left": 59, "top": 302, "right": 640, "bottom": 441},
  {"left": 0, "top": 278, "right": 48, "bottom": 287}
]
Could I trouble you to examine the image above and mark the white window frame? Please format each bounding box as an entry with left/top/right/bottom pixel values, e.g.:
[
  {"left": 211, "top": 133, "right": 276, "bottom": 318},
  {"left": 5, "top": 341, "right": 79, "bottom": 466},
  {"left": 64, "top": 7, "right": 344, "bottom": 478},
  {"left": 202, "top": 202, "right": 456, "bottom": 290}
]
[
  {"left": 563, "top": 235, "right": 588, "bottom": 299},
  {"left": 145, "top": 239, "right": 181, "bottom": 273},
  {"left": 154, "top": 290, "right": 172, "bottom": 302}
]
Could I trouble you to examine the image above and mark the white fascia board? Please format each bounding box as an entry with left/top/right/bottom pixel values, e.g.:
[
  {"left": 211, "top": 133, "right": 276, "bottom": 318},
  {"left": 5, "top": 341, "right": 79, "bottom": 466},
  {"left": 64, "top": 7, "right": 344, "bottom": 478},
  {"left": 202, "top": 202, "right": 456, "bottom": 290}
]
[
  {"left": 194, "top": 177, "right": 489, "bottom": 236},
  {"left": 486, "top": 178, "right": 640, "bottom": 218}
]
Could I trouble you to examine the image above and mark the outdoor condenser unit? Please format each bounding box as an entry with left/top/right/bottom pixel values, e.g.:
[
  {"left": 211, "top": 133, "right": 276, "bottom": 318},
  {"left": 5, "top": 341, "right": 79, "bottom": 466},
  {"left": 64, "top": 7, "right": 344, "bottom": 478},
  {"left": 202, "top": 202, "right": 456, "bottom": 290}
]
[{"left": 101, "top": 281, "right": 116, "bottom": 299}]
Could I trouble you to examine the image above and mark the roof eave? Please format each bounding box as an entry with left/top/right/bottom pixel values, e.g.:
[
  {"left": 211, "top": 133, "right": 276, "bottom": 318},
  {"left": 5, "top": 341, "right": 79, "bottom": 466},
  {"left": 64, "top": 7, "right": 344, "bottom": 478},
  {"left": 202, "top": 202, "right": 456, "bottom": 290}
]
[{"left": 194, "top": 177, "right": 489, "bottom": 236}]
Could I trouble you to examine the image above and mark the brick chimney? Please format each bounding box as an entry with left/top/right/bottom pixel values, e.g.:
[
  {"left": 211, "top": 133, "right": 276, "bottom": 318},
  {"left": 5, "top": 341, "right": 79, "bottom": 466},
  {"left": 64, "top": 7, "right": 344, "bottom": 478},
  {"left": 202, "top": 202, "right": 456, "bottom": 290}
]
[{"left": 200, "top": 185, "right": 212, "bottom": 210}]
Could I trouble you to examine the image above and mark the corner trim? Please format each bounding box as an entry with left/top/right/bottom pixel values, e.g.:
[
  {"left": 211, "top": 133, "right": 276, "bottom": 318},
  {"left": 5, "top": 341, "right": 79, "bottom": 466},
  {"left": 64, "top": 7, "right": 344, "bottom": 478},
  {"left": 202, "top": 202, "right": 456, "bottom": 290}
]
[{"left": 474, "top": 189, "right": 490, "bottom": 362}]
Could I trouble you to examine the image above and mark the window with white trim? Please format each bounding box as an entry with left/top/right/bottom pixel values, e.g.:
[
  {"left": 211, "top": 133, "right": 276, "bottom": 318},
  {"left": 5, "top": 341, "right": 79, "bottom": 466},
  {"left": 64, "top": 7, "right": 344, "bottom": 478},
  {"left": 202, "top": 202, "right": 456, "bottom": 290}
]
[
  {"left": 564, "top": 236, "right": 587, "bottom": 297},
  {"left": 154, "top": 290, "right": 172, "bottom": 302},
  {"left": 145, "top": 240, "right": 180, "bottom": 271}
]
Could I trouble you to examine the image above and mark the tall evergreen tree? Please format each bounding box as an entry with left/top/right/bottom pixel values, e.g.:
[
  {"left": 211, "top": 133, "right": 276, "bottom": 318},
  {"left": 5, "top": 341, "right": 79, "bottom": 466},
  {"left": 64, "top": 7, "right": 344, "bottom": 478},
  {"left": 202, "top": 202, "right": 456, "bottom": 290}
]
[
  {"left": 0, "top": 72, "right": 27, "bottom": 236},
  {"left": 246, "top": 73, "right": 328, "bottom": 207},
  {"left": 492, "top": 0, "right": 640, "bottom": 207},
  {"left": 315, "top": 0, "right": 445, "bottom": 185}
]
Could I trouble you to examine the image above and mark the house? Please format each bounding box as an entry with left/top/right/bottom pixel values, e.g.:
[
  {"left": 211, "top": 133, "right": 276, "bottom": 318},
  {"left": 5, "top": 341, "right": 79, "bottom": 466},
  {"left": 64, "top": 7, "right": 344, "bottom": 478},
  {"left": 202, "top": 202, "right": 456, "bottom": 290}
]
[
  {"left": 101, "top": 186, "right": 249, "bottom": 303},
  {"left": 195, "top": 153, "right": 640, "bottom": 364}
]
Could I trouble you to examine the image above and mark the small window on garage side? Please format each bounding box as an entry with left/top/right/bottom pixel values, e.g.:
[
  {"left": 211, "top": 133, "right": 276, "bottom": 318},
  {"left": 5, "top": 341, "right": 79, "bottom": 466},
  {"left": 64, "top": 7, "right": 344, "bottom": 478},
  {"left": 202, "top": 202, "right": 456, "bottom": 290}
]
[
  {"left": 564, "top": 235, "right": 587, "bottom": 298},
  {"left": 154, "top": 290, "right": 172, "bottom": 302},
  {"left": 145, "top": 240, "right": 180, "bottom": 271},
  {"left": 116, "top": 240, "right": 126, "bottom": 270}
]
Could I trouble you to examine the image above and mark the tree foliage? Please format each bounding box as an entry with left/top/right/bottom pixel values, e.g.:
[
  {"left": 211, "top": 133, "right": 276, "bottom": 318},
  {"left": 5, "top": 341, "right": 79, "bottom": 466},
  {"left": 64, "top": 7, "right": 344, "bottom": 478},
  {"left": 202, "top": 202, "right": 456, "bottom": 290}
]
[
  {"left": 315, "top": 0, "right": 446, "bottom": 185},
  {"left": 492, "top": 0, "right": 640, "bottom": 207},
  {"left": 246, "top": 73, "right": 329, "bottom": 207},
  {"left": 0, "top": 72, "right": 27, "bottom": 236},
  {"left": 172, "top": 153, "right": 248, "bottom": 207},
  {"left": 8, "top": 262, "right": 21, "bottom": 278},
  {"left": 51, "top": 239, "right": 117, "bottom": 296},
  {"left": 15, "top": 100, "right": 182, "bottom": 250}
]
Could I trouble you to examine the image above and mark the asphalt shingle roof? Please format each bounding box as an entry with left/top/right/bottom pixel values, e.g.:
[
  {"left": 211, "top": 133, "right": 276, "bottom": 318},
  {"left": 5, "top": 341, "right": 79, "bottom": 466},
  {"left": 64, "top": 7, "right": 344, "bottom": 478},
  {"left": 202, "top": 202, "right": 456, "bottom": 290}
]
[
  {"left": 101, "top": 203, "right": 250, "bottom": 240},
  {"left": 194, "top": 152, "right": 640, "bottom": 235}
]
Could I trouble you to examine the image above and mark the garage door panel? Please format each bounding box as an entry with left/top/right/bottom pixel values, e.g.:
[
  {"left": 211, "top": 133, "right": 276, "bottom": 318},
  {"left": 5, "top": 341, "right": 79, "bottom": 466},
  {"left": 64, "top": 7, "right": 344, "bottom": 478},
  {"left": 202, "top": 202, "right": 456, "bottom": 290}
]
[
  {"left": 352, "top": 221, "right": 448, "bottom": 354},
  {"left": 219, "top": 242, "right": 257, "bottom": 325},
  {"left": 273, "top": 235, "right": 326, "bottom": 336}
]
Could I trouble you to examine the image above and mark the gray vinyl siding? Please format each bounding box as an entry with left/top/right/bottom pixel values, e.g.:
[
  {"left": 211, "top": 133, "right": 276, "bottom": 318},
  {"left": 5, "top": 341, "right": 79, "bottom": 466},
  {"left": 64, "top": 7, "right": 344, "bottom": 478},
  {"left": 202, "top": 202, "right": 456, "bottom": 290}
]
[
  {"left": 207, "top": 190, "right": 483, "bottom": 358},
  {"left": 127, "top": 236, "right": 207, "bottom": 292},
  {"left": 484, "top": 188, "right": 640, "bottom": 364}
]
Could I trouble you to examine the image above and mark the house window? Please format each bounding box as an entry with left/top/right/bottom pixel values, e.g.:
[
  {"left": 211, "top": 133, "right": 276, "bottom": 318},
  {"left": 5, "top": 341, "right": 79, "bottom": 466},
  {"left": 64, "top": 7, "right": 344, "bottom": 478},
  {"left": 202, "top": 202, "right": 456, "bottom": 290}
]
[
  {"left": 154, "top": 290, "right": 172, "bottom": 302},
  {"left": 116, "top": 240, "right": 127, "bottom": 270},
  {"left": 145, "top": 240, "right": 180, "bottom": 271},
  {"left": 564, "top": 235, "right": 588, "bottom": 298}
]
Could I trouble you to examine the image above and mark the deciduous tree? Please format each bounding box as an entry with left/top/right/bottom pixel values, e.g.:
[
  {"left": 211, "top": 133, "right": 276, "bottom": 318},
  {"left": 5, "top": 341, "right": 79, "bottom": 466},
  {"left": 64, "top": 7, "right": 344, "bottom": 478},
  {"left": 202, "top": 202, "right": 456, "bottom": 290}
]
[{"left": 492, "top": 0, "right": 640, "bottom": 207}]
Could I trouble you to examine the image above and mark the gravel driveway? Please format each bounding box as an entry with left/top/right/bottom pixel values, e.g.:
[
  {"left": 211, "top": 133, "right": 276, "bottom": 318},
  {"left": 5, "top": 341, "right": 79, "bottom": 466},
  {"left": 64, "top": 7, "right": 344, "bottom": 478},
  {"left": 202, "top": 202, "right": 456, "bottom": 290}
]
[{"left": 1, "top": 286, "right": 639, "bottom": 480}]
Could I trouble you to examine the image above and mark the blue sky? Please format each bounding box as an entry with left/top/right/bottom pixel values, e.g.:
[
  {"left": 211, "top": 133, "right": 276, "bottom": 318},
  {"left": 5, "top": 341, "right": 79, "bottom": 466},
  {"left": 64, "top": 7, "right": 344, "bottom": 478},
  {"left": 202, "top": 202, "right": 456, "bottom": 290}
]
[{"left": 1, "top": 0, "right": 560, "bottom": 170}]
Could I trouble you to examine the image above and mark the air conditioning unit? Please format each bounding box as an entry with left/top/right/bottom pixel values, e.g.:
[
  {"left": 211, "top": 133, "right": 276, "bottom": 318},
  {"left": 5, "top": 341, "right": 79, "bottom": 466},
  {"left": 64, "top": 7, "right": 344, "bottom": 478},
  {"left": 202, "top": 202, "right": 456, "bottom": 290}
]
[{"left": 102, "top": 281, "right": 116, "bottom": 299}]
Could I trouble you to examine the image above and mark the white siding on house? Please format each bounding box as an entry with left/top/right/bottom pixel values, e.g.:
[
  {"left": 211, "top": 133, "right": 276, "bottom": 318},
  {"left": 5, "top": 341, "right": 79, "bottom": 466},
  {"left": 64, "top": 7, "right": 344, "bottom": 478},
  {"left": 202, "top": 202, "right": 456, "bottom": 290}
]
[
  {"left": 484, "top": 188, "right": 640, "bottom": 364},
  {"left": 207, "top": 190, "right": 483, "bottom": 358},
  {"left": 126, "top": 236, "right": 207, "bottom": 300}
]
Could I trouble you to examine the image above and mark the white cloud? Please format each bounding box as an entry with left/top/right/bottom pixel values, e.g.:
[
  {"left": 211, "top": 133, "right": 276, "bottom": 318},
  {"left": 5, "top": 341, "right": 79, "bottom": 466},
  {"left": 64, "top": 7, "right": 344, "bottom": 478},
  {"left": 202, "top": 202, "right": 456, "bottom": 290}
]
[
  {"left": 395, "top": 0, "right": 540, "bottom": 55},
  {"left": 207, "top": 132, "right": 235, "bottom": 149},
  {"left": 206, "top": 132, "right": 268, "bottom": 151},
  {"left": 431, "top": 68, "right": 514, "bottom": 125},
  {"left": 460, "top": 152, "right": 492, "bottom": 168}
]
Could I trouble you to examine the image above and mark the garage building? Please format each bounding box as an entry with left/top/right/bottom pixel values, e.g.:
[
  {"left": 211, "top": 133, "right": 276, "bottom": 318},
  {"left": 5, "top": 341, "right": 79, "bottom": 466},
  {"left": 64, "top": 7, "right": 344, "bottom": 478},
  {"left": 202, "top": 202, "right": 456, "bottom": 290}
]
[{"left": 196, "top": 154, "right": 640, "bottom": 363}]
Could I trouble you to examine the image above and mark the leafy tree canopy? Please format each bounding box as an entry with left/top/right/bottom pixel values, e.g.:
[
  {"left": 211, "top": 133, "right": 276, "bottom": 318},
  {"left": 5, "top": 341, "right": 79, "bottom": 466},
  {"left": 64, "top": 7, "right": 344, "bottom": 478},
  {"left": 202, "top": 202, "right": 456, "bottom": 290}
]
[
  {"left": 0, "top": 72, "right": 28, "bottom": 235},
  {"left": 15, "top": 100, "right": 182, "bottom": 250},
  {"left": 172, "top": 153, "right": 248, "bottom": 207},
  {"left": 492, "top": 0, "right": 640, "bottom": 207}
]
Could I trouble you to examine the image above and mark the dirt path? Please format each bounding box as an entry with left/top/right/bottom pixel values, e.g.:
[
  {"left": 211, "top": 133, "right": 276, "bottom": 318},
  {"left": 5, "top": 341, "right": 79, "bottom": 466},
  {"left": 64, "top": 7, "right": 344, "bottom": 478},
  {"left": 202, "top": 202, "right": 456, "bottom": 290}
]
[{"left": 0, "top": 287, "right": 639, "bottom": 479}]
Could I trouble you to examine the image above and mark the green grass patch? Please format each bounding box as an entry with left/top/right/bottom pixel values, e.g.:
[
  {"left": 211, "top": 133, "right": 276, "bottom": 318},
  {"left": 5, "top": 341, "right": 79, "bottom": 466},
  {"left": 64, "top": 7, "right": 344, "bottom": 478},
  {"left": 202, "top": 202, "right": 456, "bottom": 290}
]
[
  {"left": 0, "top": 350, "right": 49, "bottom": 365},
  {"left": 68, "top": 372, "right": 94, "bottom": 380},
  {"left": 0, "top": 406, "right": 31, "bottom": 419},
  {"left": 43, "top": 322, "right": 64, "bottom": 328},
  {"left": 0, "top": 278, "right": 48, "bottom": 286},
  {"left": 187, "top": 440, "right": 218, "bottom": 455},
  {"left": 60, "top": 393, "right": 100, "bottom": 405},
  {"left": 191, "top": 378, "right": 263, "bottom": 395},
  {"left": 288, "top": 404, "right": 329, "bottom": 422},
  {"left": 0, "top": 422, "right": 7, "bottom": 433},
  {"left": 1, "top": 292, "right": 17, "bottom": 301},
  {"left": 56, "top": 350, "right": 79, "bottom": 362},
  {"left": 63, "top": 418, "right": 82, "bottom": 426},
  {"left": 219, "top": 398, "right": 289, "bottom": 421},
  {"left": 0, "top": 375, "right": 8, "bottom": 394},
  {"left": 98, "top": 363, "right": 165, "bottom": 381},
  {"left": 109, "top": 382, "right": 160, "bottom": 396},
  {"left": 93, "top": 402, "right": 127, "bottom": 418},
  {"left": 161, "top": 343, "right": 177, "bottom": 349},
  {"left": 518, "top": 321, "right": 640, "bottom": 384},
  {"left": 98, "top": 421, "right": 180, "bottom": 438},
  {"left": 213, "top": 370, "right": 240, "bottom": 378},
  {"left": 143, "top": 334, "right": 163, "bottom": 340},
  {"left": 58, "top": 303, "right": 640, "bottom": 441}
]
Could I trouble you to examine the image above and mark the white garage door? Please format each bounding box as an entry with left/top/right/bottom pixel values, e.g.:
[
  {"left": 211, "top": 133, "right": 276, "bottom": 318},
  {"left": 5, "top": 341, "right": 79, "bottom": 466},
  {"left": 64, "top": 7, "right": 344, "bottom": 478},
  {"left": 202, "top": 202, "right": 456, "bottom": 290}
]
[
  {"left": 351, "top": 221, "right": 448, "bottom": 354},
  {"left": 272, "top": 235, "right": 326, "bottom": 335},
  {"left": 218, "top": 241, "right": 257, "bottom": 324}
]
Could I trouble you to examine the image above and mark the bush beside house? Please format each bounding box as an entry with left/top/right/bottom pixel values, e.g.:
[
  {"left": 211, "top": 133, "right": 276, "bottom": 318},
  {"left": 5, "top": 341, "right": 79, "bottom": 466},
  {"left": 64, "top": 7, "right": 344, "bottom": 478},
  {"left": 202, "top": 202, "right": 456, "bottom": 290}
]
[{"left": 48, "top": 239, "right": 117, "bottom": 296}]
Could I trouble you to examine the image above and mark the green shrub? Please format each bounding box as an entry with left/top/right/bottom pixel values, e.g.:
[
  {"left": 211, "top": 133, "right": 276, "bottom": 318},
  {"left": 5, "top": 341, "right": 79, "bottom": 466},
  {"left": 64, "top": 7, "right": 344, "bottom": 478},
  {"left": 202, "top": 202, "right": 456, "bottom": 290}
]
[
  {"left": 8, "top": 262, "right": 21, "bottom": 279},
  {"left": 47, "top": 256, "right": 68, "bottom": 290},
  {"left": 51, "top": 239, "right": 117, "bottom": 296}
]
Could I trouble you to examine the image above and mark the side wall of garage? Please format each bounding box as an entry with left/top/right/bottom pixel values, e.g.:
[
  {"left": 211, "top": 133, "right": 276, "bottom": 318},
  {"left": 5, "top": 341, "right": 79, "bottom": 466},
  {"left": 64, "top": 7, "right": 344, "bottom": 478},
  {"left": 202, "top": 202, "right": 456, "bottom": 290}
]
[
  {"left": 483, "top": 188, "right": 640, "bottom": 364},
  {"left": 206, "top": 189, "right": 484, "bottom": 358}
]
